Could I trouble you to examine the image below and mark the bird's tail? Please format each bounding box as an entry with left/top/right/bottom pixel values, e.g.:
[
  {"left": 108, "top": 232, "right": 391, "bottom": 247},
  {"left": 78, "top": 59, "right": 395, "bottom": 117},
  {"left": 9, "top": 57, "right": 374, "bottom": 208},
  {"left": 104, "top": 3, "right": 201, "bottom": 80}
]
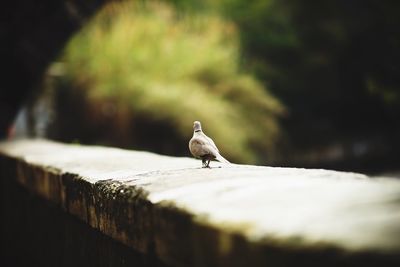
[{"left": 216, "top": 154, "right": 230, "bottom": 164}]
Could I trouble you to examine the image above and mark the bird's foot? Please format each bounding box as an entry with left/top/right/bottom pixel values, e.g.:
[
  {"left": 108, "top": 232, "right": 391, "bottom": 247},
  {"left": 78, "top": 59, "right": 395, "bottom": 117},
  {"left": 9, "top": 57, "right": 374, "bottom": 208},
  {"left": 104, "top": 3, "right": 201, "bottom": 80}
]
[{"left": 201, "top": 159, "right": 212, "bottom": 168}]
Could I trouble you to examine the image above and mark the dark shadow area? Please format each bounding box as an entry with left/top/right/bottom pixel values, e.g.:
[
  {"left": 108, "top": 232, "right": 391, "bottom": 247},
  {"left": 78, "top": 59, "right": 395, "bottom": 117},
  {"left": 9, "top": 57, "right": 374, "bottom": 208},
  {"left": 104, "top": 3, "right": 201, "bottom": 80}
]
[
  {"left": 0, "top": 0, "right": 110, "bottom": 138},
  {"left": 0, "top": 157, "right": 169, "bottom": 267}
]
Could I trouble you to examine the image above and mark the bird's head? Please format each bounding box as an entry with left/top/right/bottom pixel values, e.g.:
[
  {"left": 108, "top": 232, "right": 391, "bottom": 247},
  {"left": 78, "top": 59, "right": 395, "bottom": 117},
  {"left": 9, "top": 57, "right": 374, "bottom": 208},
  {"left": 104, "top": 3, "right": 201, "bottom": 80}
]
[{"left": 193, "top": 121, "right": 202, "bottom": 132}]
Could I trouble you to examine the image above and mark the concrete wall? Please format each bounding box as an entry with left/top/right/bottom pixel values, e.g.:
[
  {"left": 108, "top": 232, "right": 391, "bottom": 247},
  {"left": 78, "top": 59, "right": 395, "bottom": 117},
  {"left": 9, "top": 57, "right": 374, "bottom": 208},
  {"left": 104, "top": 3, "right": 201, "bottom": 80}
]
[{"left": 1, "top": 139, "right": 400, "bottom": 266}]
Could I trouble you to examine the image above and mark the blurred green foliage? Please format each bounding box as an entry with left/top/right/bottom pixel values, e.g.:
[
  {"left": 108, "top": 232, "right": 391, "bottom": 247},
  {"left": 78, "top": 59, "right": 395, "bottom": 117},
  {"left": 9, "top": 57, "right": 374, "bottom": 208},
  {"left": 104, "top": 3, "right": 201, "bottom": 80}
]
[{"left": 58, "top": 1, "right": 284, "bottom": 163}]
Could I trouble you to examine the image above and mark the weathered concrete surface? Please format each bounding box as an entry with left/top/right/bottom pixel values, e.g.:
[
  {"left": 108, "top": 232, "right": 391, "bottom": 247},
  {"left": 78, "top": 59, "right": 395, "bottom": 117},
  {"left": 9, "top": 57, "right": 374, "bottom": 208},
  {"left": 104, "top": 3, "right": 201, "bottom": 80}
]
[{"left": 1, "top": 139, "right": 400, "bottom": 266}]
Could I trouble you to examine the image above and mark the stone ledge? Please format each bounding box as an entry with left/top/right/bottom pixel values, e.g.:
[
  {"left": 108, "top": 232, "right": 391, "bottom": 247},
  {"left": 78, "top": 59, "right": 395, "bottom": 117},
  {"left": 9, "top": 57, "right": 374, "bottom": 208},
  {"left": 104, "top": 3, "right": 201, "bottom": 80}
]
[{"left": 1, "top": 139, "right": 400, "bottom": 266}]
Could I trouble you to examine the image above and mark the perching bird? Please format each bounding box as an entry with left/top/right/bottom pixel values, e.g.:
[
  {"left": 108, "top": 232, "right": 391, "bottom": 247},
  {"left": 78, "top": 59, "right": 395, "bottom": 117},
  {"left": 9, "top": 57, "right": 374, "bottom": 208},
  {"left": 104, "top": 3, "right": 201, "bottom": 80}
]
[{"left": 189, "top": 121, "right": 230, "bottom": 168}]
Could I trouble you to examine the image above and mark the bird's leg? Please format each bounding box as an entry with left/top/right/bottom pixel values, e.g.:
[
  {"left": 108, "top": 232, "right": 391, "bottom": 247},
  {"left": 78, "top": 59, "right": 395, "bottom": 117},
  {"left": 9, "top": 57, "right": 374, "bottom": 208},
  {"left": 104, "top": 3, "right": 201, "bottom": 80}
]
[
  {"left": 202, "top": 158, "right": 207, "bottom": 168},
  {"left": 206, "top": 159, "right": 211, "bottom": 168}
]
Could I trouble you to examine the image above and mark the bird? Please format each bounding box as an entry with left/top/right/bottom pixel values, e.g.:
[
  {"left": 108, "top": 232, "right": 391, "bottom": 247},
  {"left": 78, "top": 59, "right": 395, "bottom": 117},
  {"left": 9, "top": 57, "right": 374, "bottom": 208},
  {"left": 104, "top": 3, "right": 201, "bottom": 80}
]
[{"left": 189, "top": 121, "right": 230, "bottom": 168}]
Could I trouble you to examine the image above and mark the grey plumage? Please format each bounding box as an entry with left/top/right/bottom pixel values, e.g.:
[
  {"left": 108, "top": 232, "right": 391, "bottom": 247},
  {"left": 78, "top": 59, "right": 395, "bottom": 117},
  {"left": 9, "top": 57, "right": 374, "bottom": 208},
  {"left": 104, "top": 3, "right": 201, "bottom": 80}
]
[{"left": 189, "top": 121, "right": 230, "bottom": 168}]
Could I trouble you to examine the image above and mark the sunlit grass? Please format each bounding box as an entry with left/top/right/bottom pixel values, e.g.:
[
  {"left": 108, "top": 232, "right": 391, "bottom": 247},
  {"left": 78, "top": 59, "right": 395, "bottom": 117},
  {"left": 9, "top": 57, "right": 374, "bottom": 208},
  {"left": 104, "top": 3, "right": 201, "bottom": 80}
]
[{"left": 59, "top": 0, "right": 284, "bottom": 163}]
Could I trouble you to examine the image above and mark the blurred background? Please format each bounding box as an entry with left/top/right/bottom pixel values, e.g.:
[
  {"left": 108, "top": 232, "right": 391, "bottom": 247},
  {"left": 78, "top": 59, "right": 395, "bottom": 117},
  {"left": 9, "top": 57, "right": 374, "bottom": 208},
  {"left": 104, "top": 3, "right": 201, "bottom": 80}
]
[{"left": 4, "top": 0, "right": 400, "bottom": 175}]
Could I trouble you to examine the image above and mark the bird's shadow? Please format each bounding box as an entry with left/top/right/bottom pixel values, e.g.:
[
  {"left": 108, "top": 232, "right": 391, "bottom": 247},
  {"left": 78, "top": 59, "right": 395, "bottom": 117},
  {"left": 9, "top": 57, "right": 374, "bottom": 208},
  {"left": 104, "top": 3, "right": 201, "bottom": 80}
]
[{"left": 198, "top": 166, "right": 222, "bottom": 169}]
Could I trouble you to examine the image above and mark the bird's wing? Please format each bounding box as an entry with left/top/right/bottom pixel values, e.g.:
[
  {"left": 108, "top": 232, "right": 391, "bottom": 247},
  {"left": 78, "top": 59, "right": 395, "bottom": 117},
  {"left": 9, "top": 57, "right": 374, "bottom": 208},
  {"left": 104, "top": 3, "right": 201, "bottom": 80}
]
[
  {"left": 200, "top": 132, "right": 219, "bottom": 153},
  {"left": 202, "top": 134, "right": 230, "bottom": 163},
  {"left": 190, "top": 136, "right": 218, "bottom": 158}
]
